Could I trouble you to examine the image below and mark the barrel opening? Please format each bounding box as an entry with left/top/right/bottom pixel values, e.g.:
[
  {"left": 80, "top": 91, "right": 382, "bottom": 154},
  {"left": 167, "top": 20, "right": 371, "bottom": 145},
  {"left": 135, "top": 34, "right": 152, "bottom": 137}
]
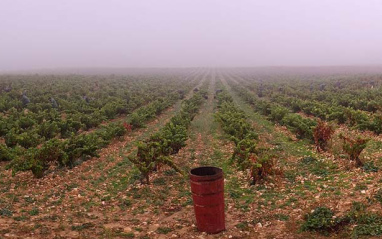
[{"left": 190, "top": 167, "right": 221, "bottom": 177}]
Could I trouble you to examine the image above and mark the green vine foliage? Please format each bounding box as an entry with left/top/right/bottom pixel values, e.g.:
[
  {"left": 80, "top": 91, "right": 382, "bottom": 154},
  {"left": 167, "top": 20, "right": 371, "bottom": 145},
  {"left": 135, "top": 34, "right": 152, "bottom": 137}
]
[
  {"left": 1, "top": 74, "right": 196, "bottom": 178},
  {"left": 229, "top": 83, "right": 317, "bottom": 141},
  {"left": 0, "top": 144, "right": 14, "bottom": 161},
  {"left": 215, "top": 90, "right": 276, "bottom": 184},
  {"left": 340, "top": 134, "right": 369, "bottom": 167},
  {"left": 129, "top": 89, "right": 206, "bottom": 184}
]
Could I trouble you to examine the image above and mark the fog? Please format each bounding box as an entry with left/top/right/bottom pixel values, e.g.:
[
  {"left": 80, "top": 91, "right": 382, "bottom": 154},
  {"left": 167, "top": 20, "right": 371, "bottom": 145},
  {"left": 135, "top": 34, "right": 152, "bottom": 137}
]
[{"left": 1, "top": 0, "right": 382, "bottom": 71}]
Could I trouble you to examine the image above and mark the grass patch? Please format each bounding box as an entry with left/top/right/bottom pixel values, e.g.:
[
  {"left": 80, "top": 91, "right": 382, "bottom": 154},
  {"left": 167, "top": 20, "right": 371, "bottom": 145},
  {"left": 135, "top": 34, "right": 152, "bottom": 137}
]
[
  {"left": 0, "top": 208, "right": 12, "bottom": 217},
  {"left": 29, "top": 207, "right": 39, "bottom": 216},
  {"left": 301, "top": 202, "right": 382, "bottom": 238},
  {"left": 363, "top": 161, "right": 379, "bottom": 173},
  {"left": 355, "top": 182, "right": 368, "bottom": 191},
  {"left": 235, "top": 221, "right": 250, "bottom": 230},
  {"left": 374, "top": 189, "right": 382, "bottom": 204},
  {"left": 157, "top": 227, "right": 172, "bottom": 234},
  {"left": 72, "top": 222, "right": 94, "bottom": 231},
  {"left": 152, "top": 177, "right": 166, "bottom": 186}
]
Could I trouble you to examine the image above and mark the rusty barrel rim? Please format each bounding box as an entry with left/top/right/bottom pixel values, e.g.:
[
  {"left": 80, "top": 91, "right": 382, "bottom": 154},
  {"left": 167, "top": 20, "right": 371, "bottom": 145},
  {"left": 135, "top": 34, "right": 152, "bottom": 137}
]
[{"left": 189, "top": 166, "right": 223, "bottom": 182}]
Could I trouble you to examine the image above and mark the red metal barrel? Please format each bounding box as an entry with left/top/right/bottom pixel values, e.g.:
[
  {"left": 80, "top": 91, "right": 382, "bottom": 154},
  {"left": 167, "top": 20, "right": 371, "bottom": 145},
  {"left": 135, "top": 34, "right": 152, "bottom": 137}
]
[{"left": 190, "top": 166, "right": 225, "bottom": 234}]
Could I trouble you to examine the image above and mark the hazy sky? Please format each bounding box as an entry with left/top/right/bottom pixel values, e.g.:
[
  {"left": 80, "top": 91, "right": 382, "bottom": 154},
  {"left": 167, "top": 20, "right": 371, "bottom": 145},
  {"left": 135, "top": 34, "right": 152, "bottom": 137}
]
[{"left": 1, "top": 0, "right": 382, "bottom": 70}]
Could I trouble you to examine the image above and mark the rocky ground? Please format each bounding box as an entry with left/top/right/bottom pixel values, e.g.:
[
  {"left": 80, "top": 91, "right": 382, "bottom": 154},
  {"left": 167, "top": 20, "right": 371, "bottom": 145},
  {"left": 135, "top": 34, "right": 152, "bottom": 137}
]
[{"left": 1, "top": 73, "right": 382, "bottom": 238}]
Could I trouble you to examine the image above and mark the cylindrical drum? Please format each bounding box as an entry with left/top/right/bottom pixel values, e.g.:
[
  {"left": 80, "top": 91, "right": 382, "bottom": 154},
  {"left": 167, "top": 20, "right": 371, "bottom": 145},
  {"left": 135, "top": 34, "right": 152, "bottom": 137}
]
[{"left": 190, "top": 166, "right": 225, "bottom": 234}]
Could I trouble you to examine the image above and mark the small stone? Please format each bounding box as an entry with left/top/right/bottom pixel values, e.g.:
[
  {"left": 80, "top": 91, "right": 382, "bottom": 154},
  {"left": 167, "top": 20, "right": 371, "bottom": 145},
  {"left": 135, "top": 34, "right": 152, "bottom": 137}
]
[
  {"left": 149, "top": 224, "right": 160, "bottom": 231},
  {"left": 256, "top": 222, "right": 262, "bottom": 228},
  {"left": 4, "top": 233, "right": 16, "bottom": 238},
  {"left": 66, "top": 231, "right": 79, "bottom": 238},
  {"left": 124, "top": 227, "right": 132, "bottom": 233},
  {"left": 361, "top": 190, "right": 366, "bottom": 194}
]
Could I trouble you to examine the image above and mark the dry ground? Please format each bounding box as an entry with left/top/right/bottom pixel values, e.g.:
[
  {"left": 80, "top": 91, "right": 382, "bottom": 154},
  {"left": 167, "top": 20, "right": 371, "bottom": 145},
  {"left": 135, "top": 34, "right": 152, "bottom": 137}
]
[{"left": 1, "top": 73, "right": 382, "bottom": 239}]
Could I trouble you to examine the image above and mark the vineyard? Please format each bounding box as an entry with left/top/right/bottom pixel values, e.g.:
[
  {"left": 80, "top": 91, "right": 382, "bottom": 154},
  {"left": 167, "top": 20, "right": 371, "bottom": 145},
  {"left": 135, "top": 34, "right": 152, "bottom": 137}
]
[{"left": 1, "top": 69, "right": 382, "bottom": 238}]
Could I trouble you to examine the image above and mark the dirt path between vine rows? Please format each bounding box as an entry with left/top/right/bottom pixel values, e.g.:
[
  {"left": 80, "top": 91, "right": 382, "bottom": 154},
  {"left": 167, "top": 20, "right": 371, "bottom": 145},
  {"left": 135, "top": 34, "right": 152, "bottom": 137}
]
[{"left": 101, "top": 69, "right": 263, "bottom": 239}]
